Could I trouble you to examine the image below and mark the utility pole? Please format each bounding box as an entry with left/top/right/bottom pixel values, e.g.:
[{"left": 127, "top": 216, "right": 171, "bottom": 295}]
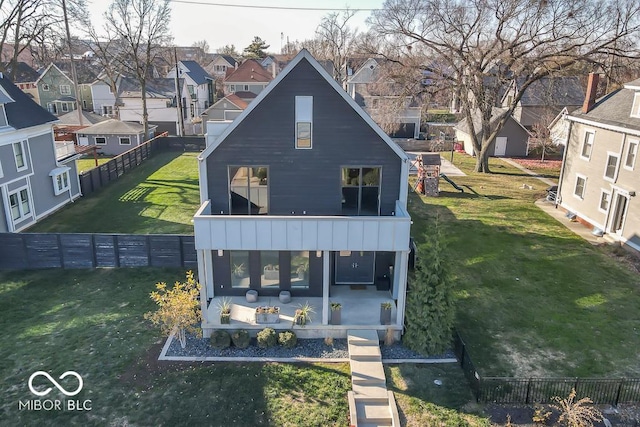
[
  {"left": 61, "top": 0, "right": 83, "bottom": 127},
  {"left": 174, "top": 47, "right": 185, "bottom": 137}
]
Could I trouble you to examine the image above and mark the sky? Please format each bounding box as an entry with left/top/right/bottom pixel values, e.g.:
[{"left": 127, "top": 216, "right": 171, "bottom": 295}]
[{"left": 86, "top": 0, "right": 385, "bottom": 55}]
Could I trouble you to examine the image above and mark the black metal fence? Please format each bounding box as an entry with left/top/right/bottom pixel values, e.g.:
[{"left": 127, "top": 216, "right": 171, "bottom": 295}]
[
  {"left": 0, "top": 233, "right": 197, "bottom": 270},
  {"left": 453, "top": 331, "right": 640, "bottom": 405}
]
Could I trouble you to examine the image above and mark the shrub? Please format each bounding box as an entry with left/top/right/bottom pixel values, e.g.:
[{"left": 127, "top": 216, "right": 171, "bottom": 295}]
[
  {"left": 278, "top": 331, "right": 297, "bottom": 348},
  {"left": 256, "top": 327, "right": 277, "bottom": 348},
  {"left": 209, "top": 330, "right": 231, "bottom": 349},
  {"left": 231, "top": 329, "right": 251, "bottom": 349}
]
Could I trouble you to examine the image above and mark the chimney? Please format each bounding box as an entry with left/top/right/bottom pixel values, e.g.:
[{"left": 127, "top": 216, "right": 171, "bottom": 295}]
[
  {"left": 582, "top": 73, "right": 600, "bottom": 113},
  {"left": 271, "top": 61, "right": 276, "bottom": 78}
]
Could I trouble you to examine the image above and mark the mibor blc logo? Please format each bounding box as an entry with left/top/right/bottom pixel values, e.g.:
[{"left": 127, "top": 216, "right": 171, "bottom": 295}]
[{"left": 19, "top": 370, "right": 92, "bottom": 411}]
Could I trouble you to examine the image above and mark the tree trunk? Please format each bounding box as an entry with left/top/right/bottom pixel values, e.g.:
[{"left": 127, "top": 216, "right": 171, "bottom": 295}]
[
  {"left": 474, "top": 149, "right": 491, "bottom": 173},
  {"left": 141, "top": 80, "right": 149, "bottom": 139}
]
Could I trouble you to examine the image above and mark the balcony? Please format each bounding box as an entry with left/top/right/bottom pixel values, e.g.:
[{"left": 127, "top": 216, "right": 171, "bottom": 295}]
[
  {"left": 194, "top": 200, "right": 411, "bottom": 252},
  {"left": 55, "top": 141, "right": 77, "bottom": 160}
]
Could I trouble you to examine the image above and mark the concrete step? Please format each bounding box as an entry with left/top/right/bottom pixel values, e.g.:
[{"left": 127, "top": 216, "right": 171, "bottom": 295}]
[
  {"left": 348, "top": 343, "right": 382, "bottom": 360},
  {"left": 351, "top": 360, "right": 386, "bottom": 382},
  {"left": 352, "top": 384, "right": 389, "bottom": 398},
  {"left": 356, "top": 400, "right": 392, "bottom": 423},
  {"left": 348, "top": 329, "right": 380, "bottom": 345},
  {"left": 357, "top": 422, "right": 393, "bottom": 427}
]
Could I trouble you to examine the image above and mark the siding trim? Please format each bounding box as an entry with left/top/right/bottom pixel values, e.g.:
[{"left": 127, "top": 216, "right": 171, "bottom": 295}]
[{"left": 567, "top": 115, "right": 640, "bottom": 137}]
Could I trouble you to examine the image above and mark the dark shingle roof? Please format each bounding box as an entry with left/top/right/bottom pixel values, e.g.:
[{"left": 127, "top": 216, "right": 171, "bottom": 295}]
[
  {"left": 455, "top": 107, "right": 525, "bottom": 136},
  {"left": 224, "top": 59, "right": 272, "bottom": 83},
  {"left": 180, "top": 60, "right": 213, "bottom": 85},
  {"left": 517, "top": 76, "right": 585, "bottom": 106},
  {"left": 57, "top": 110, "right": 109, "bottom": 125},
  {"left": 118, "top": 77, "right": 178, "bottom": 98},
  {"left": 54, "top": 61, "right": 100, "bottom": 84},
  {"left": 0, "top": 73, "right": 57, "bottom": 128},
  {"left": 74, "top": 119, "right": 156, "bottom": 135},
  {"left": 569, "top": 86, "right": 640, "bottom": 132},
  {"left": 0, "top": 62, "right": 40, "bottom": 83}
]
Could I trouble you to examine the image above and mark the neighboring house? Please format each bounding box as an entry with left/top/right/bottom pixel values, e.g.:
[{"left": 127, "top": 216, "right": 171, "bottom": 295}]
[
  {"left": 0, "top": 62, "right": 40, "bottom": 103},
  {"left": 117, "top": 76, "right": 186, "bottom": 135},
  {"left": 200, "top": 93, "right": 247, "bottom": 122},
  {"left": 54, "top": 61, "right": 100, "bottom": 112},
  {"left": 501, "top": 76, "right": 585, "bottom": 129},
  {"left": 205, "top": 54, "right": 238, "bottom": 78},
  {"left": 454, "top": 107, "right": 531, "bottom": 157},
  {"left": 54, "top": 110, "right": 109, "bottom": 141},
  {"left": 223, "top": 59, "right": 273, "bottom": 96},
  {"left": 74, "top": 119, "right": 157, "bottom": 156},
  {"left": 0, "top": 73, "right": 81, "bottom": 232},
  {"left": 90, "top": 72, "right": 121, "bottom": 118},
  {"left": 35, "top": 63, "right": 77, "bottom": 115},
  {"left": 166, "top": 60, "right": 215, "bottom": 116},
  {"left": 346, "top": 58, "right": 422, "bottom": 139},
  {"left": 548, "top": 107, "right": 570, "bottom": 148},
  {"left": 194, "top": 49, "right": 412, "bottom": 338},
  {"left": 557, "top": 73, "right": 640, "bottom": 252}
]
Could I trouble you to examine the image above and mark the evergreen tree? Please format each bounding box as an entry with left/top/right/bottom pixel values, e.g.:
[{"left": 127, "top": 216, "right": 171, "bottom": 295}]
[
  {"left": 243, "top": 36, "right": 270, "bottom": 59},
  {"left": 403, "top": 219, "right": 456, "bottom": 355}
]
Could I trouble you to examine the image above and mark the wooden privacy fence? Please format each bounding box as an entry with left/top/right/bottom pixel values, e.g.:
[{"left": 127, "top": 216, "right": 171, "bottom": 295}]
[
  {"left": 0, "top": 233, "right": 197, "bottom": 270},
  {"left": 79, "top": 132, "right": 169, "bottom": 195},
  {"left": 453, "top": 332, "right": 640, "bottom": 405}
]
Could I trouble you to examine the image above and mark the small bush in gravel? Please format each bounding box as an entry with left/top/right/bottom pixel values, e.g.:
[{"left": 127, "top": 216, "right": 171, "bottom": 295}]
[
  {"left": 278, "top": 331, "right": 297, "bottom": 348},
  {"left": 231, "top": 329, "right": 251, "bottom": 349},
  {"left": 209, "top": 330, "right": 231, "bottom": 349},
  {"left": 257, "top": 328, "right": 277, "bottom": 348}
]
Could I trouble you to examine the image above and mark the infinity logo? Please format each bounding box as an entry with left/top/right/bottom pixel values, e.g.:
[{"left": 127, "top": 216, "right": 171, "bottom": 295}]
[{"left": 28, "top": 371, "right": 83, "bottom": 397}]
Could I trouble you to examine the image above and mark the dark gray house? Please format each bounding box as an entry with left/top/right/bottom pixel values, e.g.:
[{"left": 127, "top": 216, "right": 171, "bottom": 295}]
[
  {"left": 194, "top": 50, "right": 412, "bottom": 339},
  {"left": 0, "top": 72, "right": 81, "bottom": 232},
  {"left": 74, "top": 119, "right": 157, "bottom": 156}
]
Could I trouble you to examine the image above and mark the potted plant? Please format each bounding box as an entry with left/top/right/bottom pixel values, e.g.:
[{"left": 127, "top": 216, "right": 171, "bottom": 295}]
[
  {"left": 293, "top": 301, "right": 314, "bottom": 326},
  {"left": 330, "top": 302, "right": 342, "bottom": 325},
  {"left": 217, "top": 297, "right": 232, "bottom": 324},
  {"left": 255, "top": 306, "right": 280, "bottom": 324},
  {"left": 263, "top": 264, "right": 279, "bottom": 280},
  {"left": 380, "top": 302, "right": 392, "bottom": 325},
  {"left": 296, "top": 263, "right": 308, "bottom": 280},
  {"left": 232, "top": 263, "right": 245, "bottom": 278}
]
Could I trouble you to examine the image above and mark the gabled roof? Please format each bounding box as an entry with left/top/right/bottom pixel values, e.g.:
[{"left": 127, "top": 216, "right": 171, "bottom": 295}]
[
  {"left": 35, "top": 63, "right": 73, "bottom": 85},
  {"left": 54, "top": 61, "right": 100, "bottom": 84},
  {"left": 56, "top": 110, "right": 109, "bottom": 126},
  {"left": 73, "top": 119, "right": 156, "bottom": 135},
  {"left": 224, "top": 59, "right": 272, "bottom": 83},
  {"left": 201, "top": 94, "right": 248, "bottom": 117},
  {"left": 511, "top": 76, "right": 585, "bottom": 107},
  {"left": 348, "top": 58, "right": 380, "bottom": 84},
  {"left": 0, "top": 62, "right": 40, "bottom": 83},
  {"left": 568, "top": 85, "right": 640, "bottom": 132},
  {"left": 0, "top": 73, "right": 57, "bottom": 129},
  {"left": 180, "top": 60, "right": 213, "bottom": 85},
  {"left": 118, "top": 76, "right": 178, "bottom": 99},
  {"left": 200, "top": 49, "right": 408, "bottom": 161},
  {"left": 209, "top": 54, "right": 237, "bottom": 68}
]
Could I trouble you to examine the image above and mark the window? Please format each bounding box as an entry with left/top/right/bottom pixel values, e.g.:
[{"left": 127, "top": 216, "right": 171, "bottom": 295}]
[
  {"left": 119, "top": 137, "right": 131, "bottom": 145},
  {"left": 50, "top": 167, "right": 70, "bottom": 195},
  {"left": 599, "top": 190, "right": 611, "bottom": 213},
  {"left": 0, "top": 159, "right": 3, "bottom": 178},
  {"left": 95, "top": 137, "right": 106, "bottom": 145},
  {"left": 260, "top": 251, "right": 280, "bottom": 289},
  {"left": 42, "top": 84, "right": 50, "bottom": 91},
  {"left": 243, "top": 85, "right": 249, "bottom": 91},
  {"left": 581, "top": 131, "right": 594, "bottom": 159},
  {"left": 13, "top": 141, "right": 26, "bottom": 171},
  {"left": 215, "top": 65, "right": 226, "bottom": 72},
  {"left": 295, "top": 96, "right": 313, "bottom": 149},
  {"left": 291, "top": 251, "right": 310, "bottom": 289},
  {"left": 188, "top": 85, "right": 195, "bottom": 96},
  {"left": 229, "top": 84, "right": 236, "bottom": 92},
  {"left": 574, "top": 175, "right": 586, "bottom": 199},
  {"left": 632, "top": 93, "right": 640, "bottom": 118},
  {"left": 604, "top": 153, "right": 618, "bottom": 180},
  {"left": 61, "top": 103, "right": 69, "bottom": 112},
  {"left": 8, "top": 188, "right": 31, "bottom": 221},
  {"left": 228, "top": 166, "right": 268, "bottom": 214},
  {"left": 102, "top": 105, "right": 113, "bottom": 116},
  {"left": 625, "top": 140, "right": 638, "bottom": 169},
  {"left": 341, "top": 167, "right": 381, "bottom": 215},
  {"left": 59, "top": 85, "right": 71, "bottom": 95},
  {"left": 230, "top": 251, "right": 250, "bottom": 288}
]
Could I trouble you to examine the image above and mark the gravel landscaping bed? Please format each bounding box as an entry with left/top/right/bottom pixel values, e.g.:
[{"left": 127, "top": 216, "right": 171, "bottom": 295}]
[{"left": 164, "top": 332, "right": 456, "bottom": 361}]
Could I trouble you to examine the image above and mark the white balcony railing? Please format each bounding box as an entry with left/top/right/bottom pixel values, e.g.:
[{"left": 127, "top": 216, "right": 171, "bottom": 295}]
[
  {"left": 55, "top": 141, "right": 76, "bottom": 160},
  {"left": 194, "top": 200, "right": 411, "bottom": 252}
]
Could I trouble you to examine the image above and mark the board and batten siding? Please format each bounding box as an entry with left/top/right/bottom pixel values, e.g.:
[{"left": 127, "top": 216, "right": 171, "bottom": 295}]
[{"left": 205, "top": 58, "right": 402, "bottom": 216}]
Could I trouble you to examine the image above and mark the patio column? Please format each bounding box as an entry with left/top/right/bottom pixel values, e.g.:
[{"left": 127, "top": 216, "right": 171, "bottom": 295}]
[
  {"left": 197, "top": 249, "right": 210, "bottom": 316},
  {"left": 394, "top": 250, "right": 410, "bottom": 329},
  {"left": 322, "top": 250, "right": 330, "bottom": 325}
]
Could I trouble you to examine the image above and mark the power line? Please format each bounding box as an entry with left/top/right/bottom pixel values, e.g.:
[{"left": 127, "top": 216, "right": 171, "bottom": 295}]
[{"left": 167, "top": 0, "right": 380, "bottom": 12}]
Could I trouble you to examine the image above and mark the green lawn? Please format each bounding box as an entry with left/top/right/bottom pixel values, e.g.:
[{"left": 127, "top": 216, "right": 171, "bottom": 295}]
[
  {"left": 414, "top": 153, "right": 640, "bottom": 377},
  {"left": 0, "top": 268, "right": 353, "bottom": 426},
  {"left": 76, "top": 156, "right": 113, "bottom": 173},
  {"left": 30, "top": 151, "right": 199, "bottom": 234}
]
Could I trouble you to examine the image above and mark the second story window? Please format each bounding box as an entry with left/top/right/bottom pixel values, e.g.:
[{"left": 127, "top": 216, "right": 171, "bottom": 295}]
[
  {"left": 295, "top": 96, "right": 312, "bottom": 149},
  {"left": 341, "top": 167, "right": 381, "bottom": 216},
  {"left": 42, "top": 84, "right": 50, "bottom": 91},
  {"left": 228, "top": 166, "right": 268, "bottom": 215},
  {"left": 581, "top": 131, "right": 594, "bottom": 159},
  {"left": 632, "top": 93, "right": 640, "bottom": 118},
  {"left": 60, "top": 85, "right": 71, "bottom": 95},
  {"left": 604, "top": 153, "right": 619, "bottom": 180},
  {"left": 13, "top": 141, "right": 26, "bottom": 171},
  {"left": 625, "top": 140, "right": 638, "bottom": 169}
]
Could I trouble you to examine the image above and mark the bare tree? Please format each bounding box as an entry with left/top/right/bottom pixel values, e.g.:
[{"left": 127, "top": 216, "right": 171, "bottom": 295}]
[
  {"left": 104, "top": 0, "right": 172, "bottom": 137},
  {"left": 216, "top": 44, "right": 239, "bottom": 57},
  {"left": 369, "top": 0, "right": 640, "bottom": 172},
  {"left": 315, "top": 9, "right": 357, "bottom": 86},
  {"left": 528, "top": 112, "right": 558, "bottom": 162},
  {"left": 192, "top": 39, "right": 209, "bottom": 54}
]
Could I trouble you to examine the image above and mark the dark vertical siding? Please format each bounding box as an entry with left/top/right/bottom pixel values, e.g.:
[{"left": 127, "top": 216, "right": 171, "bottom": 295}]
[{"left": 206, "top": 58, "right": 403, "bottom": 216}]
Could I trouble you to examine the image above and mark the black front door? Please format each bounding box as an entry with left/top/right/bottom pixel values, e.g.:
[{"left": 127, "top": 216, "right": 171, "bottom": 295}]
[{"left": 335, "top": 251, "right": 375, "bottom": 284}]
